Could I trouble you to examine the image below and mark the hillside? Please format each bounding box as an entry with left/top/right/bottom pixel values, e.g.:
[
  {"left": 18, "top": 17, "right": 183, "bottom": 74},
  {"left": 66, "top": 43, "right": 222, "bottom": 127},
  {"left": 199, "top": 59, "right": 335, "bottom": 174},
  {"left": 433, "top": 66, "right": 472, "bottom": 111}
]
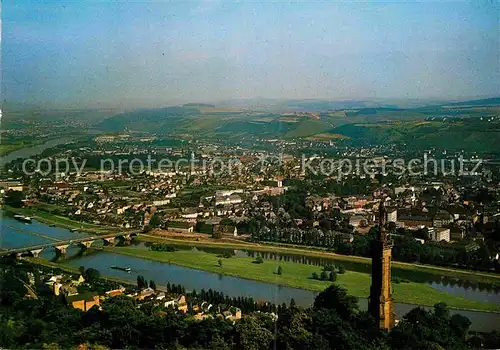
[
  {"left": 331, "top": 119, "right": 500, "bottom": 152},
  {"left": 444, "top": 97, "right": 500, "bottom": 107},
  {"left": 97, "top": 106, "right": 200, "bottom": 132},
  {"left": 94, "top": 98, "right": 500, "bottom": 151}
]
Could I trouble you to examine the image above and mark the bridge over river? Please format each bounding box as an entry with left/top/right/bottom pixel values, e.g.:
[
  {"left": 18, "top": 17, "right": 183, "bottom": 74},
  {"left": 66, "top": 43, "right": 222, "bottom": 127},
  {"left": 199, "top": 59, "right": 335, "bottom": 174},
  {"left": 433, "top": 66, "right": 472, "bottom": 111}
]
[{"left": 0, "top": 230, "right": 141, "bottom": 257}]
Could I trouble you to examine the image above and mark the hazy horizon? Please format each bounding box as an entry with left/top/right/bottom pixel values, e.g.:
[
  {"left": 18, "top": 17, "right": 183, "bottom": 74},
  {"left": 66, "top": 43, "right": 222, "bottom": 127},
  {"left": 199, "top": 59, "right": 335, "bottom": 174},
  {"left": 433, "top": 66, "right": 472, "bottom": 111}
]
[{"left": 3, "top": 1, "right": 499, "bottom": 109}]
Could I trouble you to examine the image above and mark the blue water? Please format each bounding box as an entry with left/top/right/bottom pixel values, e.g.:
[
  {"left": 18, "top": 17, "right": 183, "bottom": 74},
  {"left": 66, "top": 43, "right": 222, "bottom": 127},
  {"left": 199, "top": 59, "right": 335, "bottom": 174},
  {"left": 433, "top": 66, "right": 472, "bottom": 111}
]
[
  {"left": 64, "top": 251, "right": 500, "bottom": 332},
  {"left": 0, "top": 212, "right": 88, "bottom": 249},
  {"left": 64, "top": 251, "right": 319, "bottom": 306},
  {"left": 1, "top": 210, "right": 499, "bottom": 331}
]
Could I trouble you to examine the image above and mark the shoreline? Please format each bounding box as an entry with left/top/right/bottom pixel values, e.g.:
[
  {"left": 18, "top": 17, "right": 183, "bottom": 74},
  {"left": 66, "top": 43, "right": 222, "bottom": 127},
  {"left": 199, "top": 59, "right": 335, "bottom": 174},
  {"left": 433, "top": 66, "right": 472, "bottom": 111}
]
[
  {"left": 4, "top": 209, "right": 500, "bottom": 312},
  {"left": 4, "top": 206, "right": 499, "bottom": 286},
  {"left": 22, "top": 256, "right": 170, "bottom": 292},
  {"left": 25, "top": 255, "right": 500, "bottom": 317},
  {"left": 138, "top": 232, "right": 500, "bottom": 286},
  {"left": 103, "top": 244, "right": 500, "bottom": 313},
  {"left": 2, "top": 206, "right": 120, "bottom": 234}
]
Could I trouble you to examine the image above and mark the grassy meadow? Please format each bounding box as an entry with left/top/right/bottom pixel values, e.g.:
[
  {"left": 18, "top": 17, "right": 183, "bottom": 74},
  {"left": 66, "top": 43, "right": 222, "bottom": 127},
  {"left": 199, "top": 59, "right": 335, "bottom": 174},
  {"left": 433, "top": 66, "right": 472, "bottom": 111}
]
[{"left": 109, "top": 245, "right": 500, "bottom": 312}]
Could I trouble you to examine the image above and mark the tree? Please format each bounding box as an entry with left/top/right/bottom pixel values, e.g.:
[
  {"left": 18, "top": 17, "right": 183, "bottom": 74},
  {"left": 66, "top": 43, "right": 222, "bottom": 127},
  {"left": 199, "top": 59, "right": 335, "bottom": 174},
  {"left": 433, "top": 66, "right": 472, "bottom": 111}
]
[
  {"left": 483, "top": 330, "right": 500, "bottom": 349},
  {"left": 218, "top": 259, "right": 223, "bottom": 268},
  {"left": 212, "top": 230, "right": 223, "bottom": 239},
  {"left": 84, "top": 268, "right": 100, "bottom": 284},
  {"left": 236, "top": 315, "right": 274, "bottom": 350},
  {"left": 323, "top": 264, "right": 335, "bottom": 272},
  {"left": 389, "top": 304, "right": 474, "bottom": 349},
  {"left": 312, "top": 308, "right": 367, "bottom": 349},
  {"left": 320, "top": 271, "right": 329, "bottom": 281},
  {"left": 312, "top": 272, "right": 319, "bottom": 280},
  {"left": 277, "top": 266, "right": 283, "bottom": 275},
  {"left": 149, "top": 214, "right": 161, "bottom": 228},
  {"left": 149, "top": 280, "right": 157, "bottom": 291},
  {"left": 137, "top": 275, "right": 146, "bottom": 289},
  {"left": 450, "top": 313, "right": 471, "bottom": 340},
  {"left": 313, "top": 285, "right": 359, "bottom": 320},
  {"left": 329, "top": 271, "right": 337, "bottom": 282},
  {"left": 0, "top": 260, "right": 487, "bottom": 350},
  {"left": 434, "top": 302, "right": 449, "bottom": 319},
  {"left": 78, "top": 266, "right": 85, "bottom": 276},
  {"left": 4, "top": 190, "right": 25, "bottom": 208},
  {"left": 255, "top": 256, "right": 264, "bottom": 264},
  {"left": 338, "top": 264, "right": 346, "bottom": 274}
]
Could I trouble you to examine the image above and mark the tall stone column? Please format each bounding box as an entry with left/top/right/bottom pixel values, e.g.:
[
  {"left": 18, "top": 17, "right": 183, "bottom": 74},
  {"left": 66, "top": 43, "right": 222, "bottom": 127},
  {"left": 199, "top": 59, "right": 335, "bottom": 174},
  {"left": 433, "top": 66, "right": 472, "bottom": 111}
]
[{"left": 369, "top": 199, "right": 395, "bottom": 330}]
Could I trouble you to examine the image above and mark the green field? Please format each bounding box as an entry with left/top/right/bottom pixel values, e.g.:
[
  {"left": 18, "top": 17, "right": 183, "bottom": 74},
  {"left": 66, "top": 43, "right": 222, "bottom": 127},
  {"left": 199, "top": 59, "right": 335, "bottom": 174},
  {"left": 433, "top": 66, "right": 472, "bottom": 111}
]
[
  {"left": 0, "top": 144, "right": 26, "bottom": 156},
  {"left": 137, "top": 235, "right": 500, "bottom": 286},
  {"left": 109, "top": 246, "right": 500, "bottom": 312}
]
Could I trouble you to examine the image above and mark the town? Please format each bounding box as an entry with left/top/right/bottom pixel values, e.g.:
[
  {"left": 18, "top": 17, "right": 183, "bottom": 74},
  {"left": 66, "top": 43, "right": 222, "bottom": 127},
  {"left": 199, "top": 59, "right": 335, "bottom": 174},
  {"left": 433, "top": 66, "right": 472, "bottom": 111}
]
[
  {"left": 2, "top": 133, "right": 499, "bottom": 275},
  {"left": 2, "top": 1, "right": 499, "bottom": 348}
]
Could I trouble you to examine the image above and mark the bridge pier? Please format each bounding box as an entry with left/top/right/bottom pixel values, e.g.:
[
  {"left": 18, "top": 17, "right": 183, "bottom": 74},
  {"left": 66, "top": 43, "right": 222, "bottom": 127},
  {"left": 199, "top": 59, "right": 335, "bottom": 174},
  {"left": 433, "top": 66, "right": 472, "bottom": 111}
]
[
  {"left": 103, "top": 237, "right": 115, "bottom": 246},
  {"left": 30, "top": 249, "right": 44, "bottom": 258},
  {"left": 116, "top": 234, "right": 133, "bottom": 242},
  {"left": 0, "top": 231, "right": 140, "bottom": 259},
  {"left": 78, "top": 240, "right": 94, "bottom": 249},
  {"left": 55, "top": 244, "right": 70, "bottom": 255}
]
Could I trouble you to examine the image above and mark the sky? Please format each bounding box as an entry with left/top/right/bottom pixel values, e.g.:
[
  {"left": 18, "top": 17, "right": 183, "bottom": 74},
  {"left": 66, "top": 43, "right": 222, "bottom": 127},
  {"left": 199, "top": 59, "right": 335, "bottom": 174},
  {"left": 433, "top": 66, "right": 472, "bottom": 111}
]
[{"left": 2, "top": 1, "right": 499, "bottom": 108}]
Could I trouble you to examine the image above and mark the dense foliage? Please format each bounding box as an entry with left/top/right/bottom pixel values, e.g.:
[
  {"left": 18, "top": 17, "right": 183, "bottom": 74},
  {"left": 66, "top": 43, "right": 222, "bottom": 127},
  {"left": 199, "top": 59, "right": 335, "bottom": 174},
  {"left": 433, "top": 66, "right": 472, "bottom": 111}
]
[
  {"left": 246, "top": 190, "right": 500, "bottom": 273},
  {"left": 3, "top": 190, "right": 25, "bottom": 208},
  {"left": 148, "top": 243, "right": 178, "bottom": 252},
  {"left": 1, "top": 261, "right": 499, "bottom": 349}
]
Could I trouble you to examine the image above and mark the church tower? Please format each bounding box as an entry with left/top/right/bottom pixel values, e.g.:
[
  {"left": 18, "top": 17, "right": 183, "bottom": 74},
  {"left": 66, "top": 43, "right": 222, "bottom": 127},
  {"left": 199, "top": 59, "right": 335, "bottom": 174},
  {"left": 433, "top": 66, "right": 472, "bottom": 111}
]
[{"left": 369, "top": 199, "right": 396, "bottom": 330}]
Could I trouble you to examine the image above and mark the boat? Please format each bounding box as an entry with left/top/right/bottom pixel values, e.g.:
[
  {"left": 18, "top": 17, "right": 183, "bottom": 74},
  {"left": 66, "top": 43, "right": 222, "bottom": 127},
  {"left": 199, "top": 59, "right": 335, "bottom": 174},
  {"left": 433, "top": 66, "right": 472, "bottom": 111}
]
[
  {"left": 111, "top": 265, "right": 131, "bottom": 272},
  {"left": 13, "top": 215, "right": 32, "bottom": 223}
]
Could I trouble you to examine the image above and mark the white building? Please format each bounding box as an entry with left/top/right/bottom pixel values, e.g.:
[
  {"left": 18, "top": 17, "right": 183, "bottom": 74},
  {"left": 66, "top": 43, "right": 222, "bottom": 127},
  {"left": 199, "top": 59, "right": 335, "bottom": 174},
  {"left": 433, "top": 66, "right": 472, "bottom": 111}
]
[
  {"left": 215, "top": 194, "right": 242, "bottom": 206},
  {"left": 349, "top": 214, "right": 367, "bottom": 228},
  {"left": 215, "top": 189, "right": 244, "bottom": 197},
  {"left": 387, "top": 208, "right": 397, "bottom": 223},
  {"left": 428, "top": 227, "right": 450, "bottom": 242},
  {"left": 152, "top": 199, "right": 171, "bottom": 206}
]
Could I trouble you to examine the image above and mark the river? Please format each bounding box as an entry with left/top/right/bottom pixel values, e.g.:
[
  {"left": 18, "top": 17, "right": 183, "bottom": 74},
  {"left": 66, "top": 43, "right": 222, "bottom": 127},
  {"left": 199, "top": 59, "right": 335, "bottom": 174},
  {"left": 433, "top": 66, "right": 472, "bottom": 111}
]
[
  {"left": 1, "top": 212, "right": 499, "bottom": 331},
  {"left": 143, "top": 243, "right": 500, "bottom": 304},
  {"left": 62, "top": 251, "right": 500, "bottom": 332},
  {"left": 0, "top": 137, "right": 75, "bottom": 166}
]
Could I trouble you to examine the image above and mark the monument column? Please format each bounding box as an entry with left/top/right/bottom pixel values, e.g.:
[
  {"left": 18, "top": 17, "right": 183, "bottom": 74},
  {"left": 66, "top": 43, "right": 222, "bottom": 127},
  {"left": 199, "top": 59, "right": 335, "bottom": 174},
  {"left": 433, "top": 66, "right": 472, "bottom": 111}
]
[{"left": 369, "top": 199, "right": 395, "bottom": 330}]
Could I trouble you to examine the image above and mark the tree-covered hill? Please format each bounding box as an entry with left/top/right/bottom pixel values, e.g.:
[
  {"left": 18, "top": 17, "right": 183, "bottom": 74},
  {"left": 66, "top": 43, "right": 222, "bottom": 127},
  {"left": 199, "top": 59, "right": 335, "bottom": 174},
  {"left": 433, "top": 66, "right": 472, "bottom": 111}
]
[
  {"left": 97, "top": 106, "right": 201, "bottom": 132},
  {"left": 330, "top": 118, "right": 500, "bottom": 152},
  {"left": 93, "top": 98, "right": 500, "bottom": 152}
]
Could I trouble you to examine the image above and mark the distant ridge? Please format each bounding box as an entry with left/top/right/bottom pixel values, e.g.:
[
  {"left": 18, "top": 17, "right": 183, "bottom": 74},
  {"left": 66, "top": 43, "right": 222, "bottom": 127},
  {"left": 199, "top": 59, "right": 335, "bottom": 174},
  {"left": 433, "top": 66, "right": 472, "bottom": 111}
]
[
  {"left": 183, "top": 103, "right": 215, "bottom": 108},
  {"left": 98, "top": 106, "right": 200, "bottom": 131},
  {"left": 444, "top": 97, "right": 500, "bottom": 107}
]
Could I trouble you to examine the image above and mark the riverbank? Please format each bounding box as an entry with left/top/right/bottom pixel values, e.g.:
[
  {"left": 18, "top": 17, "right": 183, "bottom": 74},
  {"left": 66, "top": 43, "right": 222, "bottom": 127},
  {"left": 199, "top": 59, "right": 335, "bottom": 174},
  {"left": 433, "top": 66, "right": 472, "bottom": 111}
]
[
  {"left": 0, "top": 144, "right": 30, "bottom": 156},
  {"left": 138, "top": 233, "right": 500, "bottom": 286},
  {"left": 106, "top": 245, "right": 500, "bottom": 312},
  {"left": 21, "top": 256, "right": 148, "bottom": 290},
  {"left": 3, "top": 206, "right": 120, "bottom": 234},
  {"left": 6, "top": 207, "right": 499, "bottom": 286}
]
